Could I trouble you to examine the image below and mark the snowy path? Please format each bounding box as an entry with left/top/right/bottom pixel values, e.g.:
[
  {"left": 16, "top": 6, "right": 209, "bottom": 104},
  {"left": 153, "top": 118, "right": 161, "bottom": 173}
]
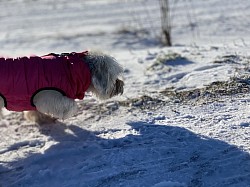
[
  {"left": 1, "top": 45, "right": 250, "bottom": 186},
  {"left": 0, "top": 93, "right": 249, "bottom": 187}
]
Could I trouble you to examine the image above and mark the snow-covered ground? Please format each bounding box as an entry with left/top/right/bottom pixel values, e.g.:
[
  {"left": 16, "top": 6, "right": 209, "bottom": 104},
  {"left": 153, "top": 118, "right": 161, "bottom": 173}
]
[{"left": 0, "top": 0, "right": 250, "bottom": 187}]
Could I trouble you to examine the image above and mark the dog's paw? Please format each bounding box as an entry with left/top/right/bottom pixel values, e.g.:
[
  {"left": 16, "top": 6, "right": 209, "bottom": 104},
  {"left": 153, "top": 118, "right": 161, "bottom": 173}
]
[{"left": 24, "top": 111, "right": 57, "bottom": 124}]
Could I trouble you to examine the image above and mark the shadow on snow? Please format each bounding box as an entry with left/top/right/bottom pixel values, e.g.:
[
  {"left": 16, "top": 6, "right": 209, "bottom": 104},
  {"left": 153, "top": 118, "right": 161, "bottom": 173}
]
[{"left": 0, "top": 121, "right": 249, "bottom": 187}]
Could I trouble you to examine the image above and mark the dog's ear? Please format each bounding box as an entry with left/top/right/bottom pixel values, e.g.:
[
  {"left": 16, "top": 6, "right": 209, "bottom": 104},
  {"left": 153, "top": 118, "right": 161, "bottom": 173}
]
[{"left": 110, "top": 79, "right": 124, "bottom": 97}]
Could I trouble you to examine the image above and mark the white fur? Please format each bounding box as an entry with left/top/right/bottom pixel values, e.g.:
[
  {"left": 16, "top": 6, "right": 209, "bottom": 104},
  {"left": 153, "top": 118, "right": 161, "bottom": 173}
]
[
  {"left": 0, "top": 51, "right": 124, "bottom": 123},
  {"left": 33, "top": 90, "right": 78, "bottom": 120}
]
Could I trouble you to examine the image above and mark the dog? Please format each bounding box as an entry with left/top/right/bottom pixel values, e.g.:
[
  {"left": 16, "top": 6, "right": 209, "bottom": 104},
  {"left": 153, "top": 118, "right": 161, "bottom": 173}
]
[{"left": 0, "top": 51, "right": 124, "bottom": 123}]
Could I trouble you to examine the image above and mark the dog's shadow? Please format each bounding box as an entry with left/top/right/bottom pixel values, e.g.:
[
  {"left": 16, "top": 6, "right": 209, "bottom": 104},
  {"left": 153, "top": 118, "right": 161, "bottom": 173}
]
[{"left": 0, "top": 121, "right": 250, "bottom": 187}]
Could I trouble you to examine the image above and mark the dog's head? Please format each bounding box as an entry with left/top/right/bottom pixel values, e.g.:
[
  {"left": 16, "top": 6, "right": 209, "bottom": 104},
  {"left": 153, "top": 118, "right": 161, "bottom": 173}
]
[{"left": 83, "top": 51, "right": 124, "bottom": 100}]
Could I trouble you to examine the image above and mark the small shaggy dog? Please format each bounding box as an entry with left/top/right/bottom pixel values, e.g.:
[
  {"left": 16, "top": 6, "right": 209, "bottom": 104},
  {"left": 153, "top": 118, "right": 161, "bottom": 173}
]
[{"left": 0, "top": 51, "right": 124, "bottom": 123}]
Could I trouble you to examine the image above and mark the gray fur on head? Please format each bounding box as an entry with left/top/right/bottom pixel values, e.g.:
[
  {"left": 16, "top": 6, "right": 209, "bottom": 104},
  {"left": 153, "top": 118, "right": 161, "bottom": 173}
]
[{"left": 83, "top": 51, "right": 124, "bottom": 100}]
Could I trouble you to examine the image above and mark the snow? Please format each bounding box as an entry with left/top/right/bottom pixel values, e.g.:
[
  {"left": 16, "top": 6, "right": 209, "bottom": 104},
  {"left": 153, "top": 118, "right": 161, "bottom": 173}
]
[
  {"left": 152, "top": 181, "right": 186, "bottom": 187},
  {"left": 0, "top": 0, "right": 250, "bottom": 187}
]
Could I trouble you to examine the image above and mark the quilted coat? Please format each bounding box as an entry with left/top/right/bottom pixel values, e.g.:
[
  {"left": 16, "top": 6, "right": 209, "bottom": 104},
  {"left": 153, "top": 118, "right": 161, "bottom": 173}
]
[{"left": 0, "top": 52, "right": 91, "bottom": 111}]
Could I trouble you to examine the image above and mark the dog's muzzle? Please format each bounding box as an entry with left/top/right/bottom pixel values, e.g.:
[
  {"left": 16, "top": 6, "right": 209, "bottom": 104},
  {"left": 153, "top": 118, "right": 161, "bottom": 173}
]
[{"left": 110, "top": 79, "right": 124, "bottom": 98}]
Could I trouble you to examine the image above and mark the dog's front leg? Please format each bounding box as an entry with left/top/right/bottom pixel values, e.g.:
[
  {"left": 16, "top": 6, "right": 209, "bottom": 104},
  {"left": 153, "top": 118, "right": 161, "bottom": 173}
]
[
  {"left": 33, "top": 90, "right": 77, "bottom": 120},
  {"left": 0, "top": 96, "right": 5, "bottom": 109},
  {"left": 0, "top": 96, "right": 5, "bottom": 118}
]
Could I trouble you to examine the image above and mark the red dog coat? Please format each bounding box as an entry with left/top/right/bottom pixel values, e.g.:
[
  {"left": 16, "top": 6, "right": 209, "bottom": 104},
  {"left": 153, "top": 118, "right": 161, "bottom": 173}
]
[{"left": 0, "top": 52, "right": 91, "bottom": 111}]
